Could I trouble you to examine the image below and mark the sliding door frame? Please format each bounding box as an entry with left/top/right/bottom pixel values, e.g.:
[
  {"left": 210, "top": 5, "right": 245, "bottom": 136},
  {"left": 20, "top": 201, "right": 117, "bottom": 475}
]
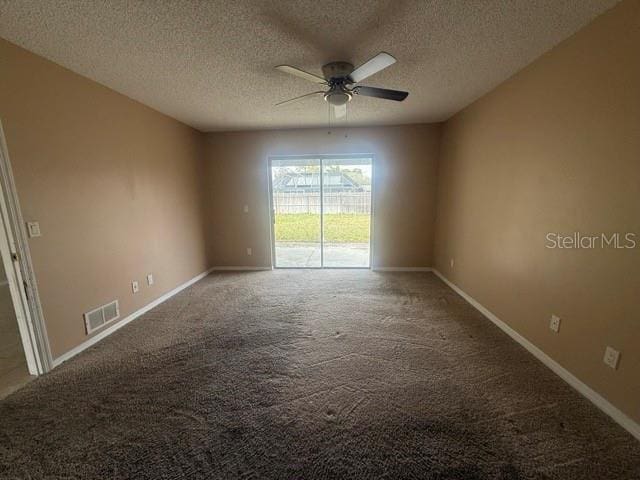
[{"left": 268, "top": 153, "right": 374, "bottom": 269}]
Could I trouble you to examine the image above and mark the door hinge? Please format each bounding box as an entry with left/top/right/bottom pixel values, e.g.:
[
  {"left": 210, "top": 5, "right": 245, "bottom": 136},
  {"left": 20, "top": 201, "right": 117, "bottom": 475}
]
[
  {"left": 11, "top": 252, "right": 18, "bottom": 261},
  {"left": 23, "top": 280, "right": 29, "bottom": 301}
]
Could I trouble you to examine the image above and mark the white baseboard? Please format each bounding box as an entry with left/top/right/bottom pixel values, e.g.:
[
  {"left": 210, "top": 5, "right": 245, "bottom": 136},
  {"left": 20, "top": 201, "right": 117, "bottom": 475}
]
[
  {"left": 210, "top": 266, "right": 272, "bottom": 271},
  {"left": 52, "top": 268, "right": 214, "bottom": 367},
  {"left": 372, "top": 267, "right": 433, "bottom": 272},
  {"left": 432, "top": 269, "right": 640, "bottom": 441}
]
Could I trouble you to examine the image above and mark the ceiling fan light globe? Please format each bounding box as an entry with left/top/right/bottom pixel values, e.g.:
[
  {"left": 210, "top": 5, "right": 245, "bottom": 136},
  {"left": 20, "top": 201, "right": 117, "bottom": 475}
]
[{"left": 324, "top": 91, "right": 352, "bottom": 106}]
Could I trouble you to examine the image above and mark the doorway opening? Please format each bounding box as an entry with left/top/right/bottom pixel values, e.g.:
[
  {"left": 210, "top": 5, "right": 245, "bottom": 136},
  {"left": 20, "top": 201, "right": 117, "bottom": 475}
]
[
  {"left": 269, "top": 155, "right": 373, "bottom": 268},
  {"left": 0, "top": 121, "right": 51, "bottom": 397},
  {"left": 0, "top": 260, "right": 31, "bottom": 397}
]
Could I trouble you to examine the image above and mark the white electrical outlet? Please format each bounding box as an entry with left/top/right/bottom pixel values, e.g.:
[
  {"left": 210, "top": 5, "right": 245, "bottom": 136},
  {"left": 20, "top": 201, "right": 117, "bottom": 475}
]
[
  {"left": 549, "top": 315, "right": 561, "bottom": 333},
  {"left": 243, "top": 205, "right": 249, "bottom": 213},
  {"left": 603, "top": 346, "right": 620, "bottom": 369},
  {"left": 450, "top": 258, "right": 454, "bottom": 268},
  {"left": 146, "top": 274, "right": 154, "bottom": 286},
  {"left": 131, "top": 281, "right": 139, "bottom": 293},
  {"left": 247, "top": 247, "right": 252, "bottom": 256}
]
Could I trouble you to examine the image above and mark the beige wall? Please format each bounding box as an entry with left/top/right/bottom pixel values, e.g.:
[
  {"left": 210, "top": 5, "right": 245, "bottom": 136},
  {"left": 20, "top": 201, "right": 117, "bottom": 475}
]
[
  {"left": 0, "top": 39, "right": 209, "bottom": 359},
  {"left": 204, "top": 124, "right": 441, "bottom": 268},
  {"left": 434, "top": 0, "right": 639, "bottom": 422}
]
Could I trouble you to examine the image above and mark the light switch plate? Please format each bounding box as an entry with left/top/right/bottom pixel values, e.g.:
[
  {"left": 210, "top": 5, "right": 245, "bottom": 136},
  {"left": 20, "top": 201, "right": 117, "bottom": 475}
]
[
  {"left": 603, "top": 346, "right": 620, "bottom": 369},
  {"left": 247, "top": 247, "right": 252, "bottom": 256},
  {"left": 146, "top": 274, "right": 154, "bottom": 286},
  {"left": 132, "top": 281, "right": 139, "bottom": 293},
  {"left": 243, "top": 205, "right": 249, "bottom": 213},
  {"left": 549, "top": 315, "right": 561, "bottom": 333},
  {"left": 26, "top": 221, "right": 41, "bottom": 238}
]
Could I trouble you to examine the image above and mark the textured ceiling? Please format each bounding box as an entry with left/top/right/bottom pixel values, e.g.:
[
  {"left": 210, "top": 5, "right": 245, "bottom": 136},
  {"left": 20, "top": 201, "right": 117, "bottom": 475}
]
[{"left": 0, "top": 0, "right": 619, "bottom": 132}]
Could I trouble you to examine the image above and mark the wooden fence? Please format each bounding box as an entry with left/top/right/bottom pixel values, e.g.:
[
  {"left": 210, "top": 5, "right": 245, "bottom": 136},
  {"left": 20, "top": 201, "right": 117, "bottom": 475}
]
[{"left": 273, "top": 192, "right": 371, "bottom": 214}]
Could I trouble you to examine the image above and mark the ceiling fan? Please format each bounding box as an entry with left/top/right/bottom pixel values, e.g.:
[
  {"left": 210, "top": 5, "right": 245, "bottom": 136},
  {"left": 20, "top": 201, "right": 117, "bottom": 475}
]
[{"left": 275, "top": 52, "right": 408, "bottom": 118}]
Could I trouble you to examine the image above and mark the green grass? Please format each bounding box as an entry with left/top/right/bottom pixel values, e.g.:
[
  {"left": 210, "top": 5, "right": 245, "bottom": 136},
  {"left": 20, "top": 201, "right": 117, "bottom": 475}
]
[{"left": 275, "top": 214, "right": 370, "bottom": 243}]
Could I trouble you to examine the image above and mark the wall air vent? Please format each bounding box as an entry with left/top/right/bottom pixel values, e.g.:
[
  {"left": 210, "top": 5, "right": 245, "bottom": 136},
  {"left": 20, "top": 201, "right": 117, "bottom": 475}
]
[{"left": 84, "top": 300, "right": 120, "bottom": 334}]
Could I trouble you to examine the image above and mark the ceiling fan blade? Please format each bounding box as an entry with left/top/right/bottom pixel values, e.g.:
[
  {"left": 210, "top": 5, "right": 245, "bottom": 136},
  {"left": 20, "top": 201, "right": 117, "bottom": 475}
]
[
  {"left": 349, "top": 52, "right": 396, "bottom": 83},
  {"left": 275, "top": 91, "right": 325, "bottom": 107},
  {"left": 333, "top": 103, "right": 346, "bottom": 119},
  {"left": 353, "top": 86, "right": 408, "bottom": 102},
  {"left": 276, "top": 65, "right": 326, "bottom": 84}
]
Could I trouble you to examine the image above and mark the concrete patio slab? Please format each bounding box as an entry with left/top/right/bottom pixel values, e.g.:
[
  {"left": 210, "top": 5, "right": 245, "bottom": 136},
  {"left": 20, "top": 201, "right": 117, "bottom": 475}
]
[{"left": 275, "top": 242, "right": 370, "bottom": 268}]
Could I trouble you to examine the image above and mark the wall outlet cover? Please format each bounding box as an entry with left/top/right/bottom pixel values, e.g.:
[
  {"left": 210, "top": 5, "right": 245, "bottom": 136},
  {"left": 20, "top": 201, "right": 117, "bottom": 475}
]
[
  {"left": 549, "top": 315, "right": 561, "bottom": 333},
  {"left": 247, "top": 247, "right": 252, "bottom": 256},
  {"left": 243, "top": 205, "right": 249, "bottom": 213},
  {"left": 132, "top": 281, "right": 139, "bottom": 293},
  {"left": 603, "top": 346, "right": 620, "bottom": 369},
  {"left": 147, "top": 274, "right": 154, "bottom": 286}
]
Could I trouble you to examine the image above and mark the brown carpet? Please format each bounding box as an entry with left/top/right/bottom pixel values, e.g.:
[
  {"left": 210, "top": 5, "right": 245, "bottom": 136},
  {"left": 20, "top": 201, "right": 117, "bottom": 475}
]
[{"left": 0, "top": 271, "right": 638, "bottom": 479}]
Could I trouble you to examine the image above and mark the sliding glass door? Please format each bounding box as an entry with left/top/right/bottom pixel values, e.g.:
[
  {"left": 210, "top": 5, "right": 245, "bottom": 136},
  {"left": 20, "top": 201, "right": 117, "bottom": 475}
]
[
  {"left": 270, "top": 155, "right": 372, "bottom": 268},
  {"left": 322, "top": 158, "right": 372, "bottom": 267},
  {"left": 271, "top": 158, "right": 322, "bottom": 268}
]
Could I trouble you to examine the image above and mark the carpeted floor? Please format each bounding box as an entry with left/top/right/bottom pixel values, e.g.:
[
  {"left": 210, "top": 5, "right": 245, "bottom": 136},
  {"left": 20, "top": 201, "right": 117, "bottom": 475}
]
[{"left": 0, "top": 271, "right": 638, "bottom": 479}]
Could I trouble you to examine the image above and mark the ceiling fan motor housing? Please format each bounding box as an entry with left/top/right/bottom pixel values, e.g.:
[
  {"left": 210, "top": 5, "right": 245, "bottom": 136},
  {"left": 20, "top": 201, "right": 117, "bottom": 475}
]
[
  {"left": 321, "top": 61, "right": 354, "bottom": 82},
  {"left": 322, "top": 62, "right": 355, "bottom": 106}
]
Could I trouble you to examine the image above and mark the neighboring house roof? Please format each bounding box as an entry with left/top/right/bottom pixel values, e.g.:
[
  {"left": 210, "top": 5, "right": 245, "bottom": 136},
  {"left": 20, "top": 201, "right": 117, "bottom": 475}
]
[{"left": 273, "top": 172, "right": 364, "bottom": 192}]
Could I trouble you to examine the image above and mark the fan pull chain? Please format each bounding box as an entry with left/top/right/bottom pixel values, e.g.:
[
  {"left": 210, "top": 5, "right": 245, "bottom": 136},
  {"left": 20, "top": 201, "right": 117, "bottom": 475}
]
[{"left": 345, "top": 102, "right": 349, "bottom": 138}]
